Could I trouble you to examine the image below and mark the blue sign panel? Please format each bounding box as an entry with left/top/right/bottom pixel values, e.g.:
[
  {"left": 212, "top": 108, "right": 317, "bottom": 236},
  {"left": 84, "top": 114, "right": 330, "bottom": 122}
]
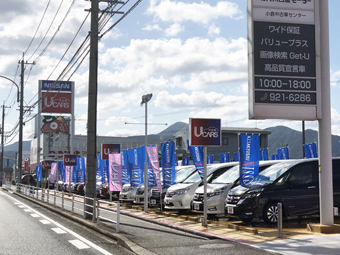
[{"left": 41, "top": 80, "right": 72, "bottom": 92}]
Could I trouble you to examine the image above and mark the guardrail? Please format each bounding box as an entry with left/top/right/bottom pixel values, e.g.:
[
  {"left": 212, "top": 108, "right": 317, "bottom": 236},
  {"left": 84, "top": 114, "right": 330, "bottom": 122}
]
[{"left": 14, "top": 184, "right": 120, "bottom": 232}]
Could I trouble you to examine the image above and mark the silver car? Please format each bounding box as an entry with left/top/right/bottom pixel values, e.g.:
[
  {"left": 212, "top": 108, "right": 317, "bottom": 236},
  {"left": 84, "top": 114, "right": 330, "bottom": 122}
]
[
  {"left": 191, "top": 160, "right": 286, "bottom": 216},
  {"left": 164, "top": 162, "right": 238, "bottom": 210}
]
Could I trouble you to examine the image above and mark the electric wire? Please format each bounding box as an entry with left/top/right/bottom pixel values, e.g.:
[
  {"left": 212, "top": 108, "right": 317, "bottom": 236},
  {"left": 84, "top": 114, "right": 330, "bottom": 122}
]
[{"left": 24, "top": 0, "right": 51, "bottom": 55}]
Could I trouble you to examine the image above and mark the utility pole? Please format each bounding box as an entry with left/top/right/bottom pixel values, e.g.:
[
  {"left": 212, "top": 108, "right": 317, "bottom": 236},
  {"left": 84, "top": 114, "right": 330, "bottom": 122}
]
[
  {"left": 17, "top": 53, "right": 34, "bottom": 184},
  {"left": 0, "top": 102, "right": 10, "bottom": 186},
  {"left": 85, "top": 0, "right": 124, "bottom": 219}
]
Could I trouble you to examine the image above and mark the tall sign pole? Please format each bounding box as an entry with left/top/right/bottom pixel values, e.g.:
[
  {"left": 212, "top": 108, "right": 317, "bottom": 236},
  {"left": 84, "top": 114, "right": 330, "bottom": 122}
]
[
  {"left": 189, "top": 118, "right": 221, "bottom": 227},
  {"left": 248, "top": 0, "right": 334, "bottom": 226},
  {"left": 318, "top": 0, "right": 333, "bottom": 226}
]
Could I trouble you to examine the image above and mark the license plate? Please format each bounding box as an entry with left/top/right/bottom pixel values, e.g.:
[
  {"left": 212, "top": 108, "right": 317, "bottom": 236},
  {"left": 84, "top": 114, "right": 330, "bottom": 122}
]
[
  {"left": 194, "top": 203, "right": 200, "bottom": 210},
  {"left": 136, "top": 198, "right": 140, "bottom": 203},
  {"left": 165, "top": 199, "right": 169, "bottom": 204},
  {"left": 151, "top": 199, "right": 156, "bottom": 205},
  {"left": 227, "top": 206, "right": 234, "bottom": 214}
]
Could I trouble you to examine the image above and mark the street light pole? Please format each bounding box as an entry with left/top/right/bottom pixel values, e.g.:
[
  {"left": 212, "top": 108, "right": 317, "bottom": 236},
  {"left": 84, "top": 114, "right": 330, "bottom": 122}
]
[{"left": 141, "top": 93, "right": 152, "bottom": 213}]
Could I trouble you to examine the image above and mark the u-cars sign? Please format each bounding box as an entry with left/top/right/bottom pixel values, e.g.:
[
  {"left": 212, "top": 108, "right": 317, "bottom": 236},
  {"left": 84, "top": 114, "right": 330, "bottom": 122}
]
[
  {"left": 63, "top": 154, "right": 77, "bottom": 166},
  {"left": 41, "top": 92, "right": 72, "bottom": 113},
  {"left": 189, "top": 118, "right": 221, "bottom": 146}
]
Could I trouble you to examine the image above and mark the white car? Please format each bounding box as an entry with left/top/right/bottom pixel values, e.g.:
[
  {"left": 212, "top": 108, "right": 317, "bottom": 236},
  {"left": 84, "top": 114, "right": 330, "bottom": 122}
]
[
  {"left": 164, "top": 162, "right": 238, "bottom": 210},
  {"left": 119, "top": 184, "right": 137, "bottom": 202},
  {"left": 191, "top": 160, "right": 289, "bottom": 216}
]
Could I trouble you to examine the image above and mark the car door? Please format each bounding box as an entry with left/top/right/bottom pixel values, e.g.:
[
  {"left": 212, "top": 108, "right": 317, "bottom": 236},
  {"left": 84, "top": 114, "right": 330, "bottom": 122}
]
[{"left": 280, "top": 161, "right": 319, "bottom": 217}]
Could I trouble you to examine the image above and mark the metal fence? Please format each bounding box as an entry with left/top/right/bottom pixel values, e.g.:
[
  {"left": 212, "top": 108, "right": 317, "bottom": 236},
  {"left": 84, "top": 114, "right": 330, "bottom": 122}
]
[{"left": 14, "top": 183, "right": 120, "bottom": 232}]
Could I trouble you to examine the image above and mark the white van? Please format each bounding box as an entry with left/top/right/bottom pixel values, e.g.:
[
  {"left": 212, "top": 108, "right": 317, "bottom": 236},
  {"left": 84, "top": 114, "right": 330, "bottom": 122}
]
[{"left": 164, "top": 162, "right": 238, "bottom": 210}]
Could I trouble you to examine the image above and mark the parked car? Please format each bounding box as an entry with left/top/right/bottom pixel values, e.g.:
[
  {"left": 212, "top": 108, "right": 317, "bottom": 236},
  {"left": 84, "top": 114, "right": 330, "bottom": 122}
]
[
  {"left": 149, "top": 165, "right": 197, "bottom": 207},
  {"left": 164, "top": 162, "right": 238, "bottom": 210},
  {"left": 191, "top": 160, "right": 285, "bottom": 217},
  {"left": 225, "top": 158, "right": 340, "bottom": 224},
  {"left": 119, "top": 184, "right": 137, "bottom": 202}
]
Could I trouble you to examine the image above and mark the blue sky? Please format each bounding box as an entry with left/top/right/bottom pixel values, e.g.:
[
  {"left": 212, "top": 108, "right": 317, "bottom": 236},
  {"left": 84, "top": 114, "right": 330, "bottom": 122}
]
[{"left": 0, "top": 0, "right": 340, "bottom": 145}]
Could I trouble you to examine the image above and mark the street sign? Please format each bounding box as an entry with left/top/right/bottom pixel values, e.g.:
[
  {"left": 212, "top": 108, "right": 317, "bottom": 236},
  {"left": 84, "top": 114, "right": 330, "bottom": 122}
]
[
  {"left": 63, "top": 154, "right": 77, "bottom": 166},
  {"left": 248, "top": 0, "right": 321, "bottom": 120},
  {"left": 189, "top": 118, "right": 221, "bottom": 146},
  {"left": 101, "top": 144, "right": 121, "bottom": 160}
]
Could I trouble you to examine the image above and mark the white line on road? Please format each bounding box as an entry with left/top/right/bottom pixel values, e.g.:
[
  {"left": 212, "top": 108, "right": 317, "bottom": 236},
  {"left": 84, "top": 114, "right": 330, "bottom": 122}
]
[
  {"left": 52, "top": 228, "right": 67, "bottom": 234},
  {"left": 69, "top": 240, "right": 91, "bottom": 249},
  {"left": 40, "top": 220, "right": 51, "bottom": 225},
  {"left": 30, "top": 214, "right": 40, "bottom": 218},
  {"left": 24, "top": 209, "right": 32, "bottom": 212},
  {"left": 2, "top": 191, "right": 114, "bottom": 255}
]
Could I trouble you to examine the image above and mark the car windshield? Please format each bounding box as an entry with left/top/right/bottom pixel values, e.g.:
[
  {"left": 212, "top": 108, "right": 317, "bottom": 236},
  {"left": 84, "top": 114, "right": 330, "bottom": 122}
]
[
  {"left": 176, "top": 166, "right": 196, "bottom": 183},
  {"left": 211, "top": 165, "right": 239, "bottom": 184},
  {"left": 182, "top": 165, "right": 218, "bottom": 184},
  {"left": 247, "top": 162, "right": 296, "bottom": 186}
]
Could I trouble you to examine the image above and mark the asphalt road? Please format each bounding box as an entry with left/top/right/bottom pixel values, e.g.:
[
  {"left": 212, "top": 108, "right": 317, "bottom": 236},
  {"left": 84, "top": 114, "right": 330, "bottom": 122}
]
[
  {"left": 2, "top": 187, "right": 278, "bottom": 255},
  {"left": 0, "top": 190, "right": 134, "bottom": 255}
]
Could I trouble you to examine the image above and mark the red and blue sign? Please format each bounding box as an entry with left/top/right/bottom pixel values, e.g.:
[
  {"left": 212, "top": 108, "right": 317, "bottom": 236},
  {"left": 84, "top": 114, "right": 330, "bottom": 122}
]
[
  {"left": 189, "top": 118, "right": 221, "bottom": 146},
  {"left": 63, "top": 154, "right": 78, "bottom": 166}
]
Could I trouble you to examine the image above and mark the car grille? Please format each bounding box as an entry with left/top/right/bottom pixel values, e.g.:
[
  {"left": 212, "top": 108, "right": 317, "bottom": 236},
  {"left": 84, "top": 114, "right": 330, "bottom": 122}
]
[
  {"left": 226, "top": 194, "right": 242, "bottom": 205},
  {"left": 136, "top": 189, "right": 144, "bottom": 195},
  {"left": 193, "top": 193, "right": 204, "bottom": 202},
  {"left": 151, "top": 189, "right": 160, "bottom": 197}
]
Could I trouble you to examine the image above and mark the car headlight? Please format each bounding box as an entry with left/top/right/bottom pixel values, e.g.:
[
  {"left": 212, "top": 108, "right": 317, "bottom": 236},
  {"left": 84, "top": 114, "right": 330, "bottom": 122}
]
[
  {"left": 207, "top": 187, "right": 227, "bottom": 198},
  {"left": 242, "top": 189, "right": 263, "bottom": 199},
  {"left": 175, "top": 188, "right": 190, "bottom": 195}
]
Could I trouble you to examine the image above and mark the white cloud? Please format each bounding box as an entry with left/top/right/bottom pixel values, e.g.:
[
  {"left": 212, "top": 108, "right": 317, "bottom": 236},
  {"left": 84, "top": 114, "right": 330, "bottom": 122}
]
[
  {"left": 106, "top": 129, "right": 140, "bottom": 137},
  {"left": 164, "top": 23, "right": 184, "bottom": 37},
  {"left": 143, "top": 24, "right": 162, "bottom": 31},
  {"left": 208, "top": 24, "right": 221, "bottom": 36},
  {"left": 147, "top": 0, "right": 243, "bottom": 24}
]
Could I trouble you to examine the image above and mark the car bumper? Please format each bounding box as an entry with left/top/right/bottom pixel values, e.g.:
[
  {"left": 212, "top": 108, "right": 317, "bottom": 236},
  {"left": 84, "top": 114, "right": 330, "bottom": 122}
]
[
  {"left": 164, "top": 194, "right": 192, "bottom": 210},
  {"left": 192, "top": 196, "right": 226, "bottom": 215}
]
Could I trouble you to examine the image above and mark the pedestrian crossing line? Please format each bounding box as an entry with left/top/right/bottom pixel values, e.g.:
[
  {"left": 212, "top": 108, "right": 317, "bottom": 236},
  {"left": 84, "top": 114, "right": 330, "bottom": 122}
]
[
  {"left": 69, "top": 240, "right": 91, "bottom": 250},
  {"left": 30, "top": 214, "right": 40, "bottom": 218},
  {"left": 52, "top": 228, "right": 67, "bottom": 234},
  {"left": 18, "top": 205, "right": 26, "bottom": 208},
  {"left": 40, "top": 220, "right": 51, "bottom": 225},
  {"left": 24, "top": 209, "right": 32, "bottom": 212}
]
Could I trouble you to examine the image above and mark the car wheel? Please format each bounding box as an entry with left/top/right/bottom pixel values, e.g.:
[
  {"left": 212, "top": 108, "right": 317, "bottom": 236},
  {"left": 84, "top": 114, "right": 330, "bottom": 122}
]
[
  {"left": 263, "top": 203, "right": 280, "bottom": 224},
  {"left": 240, "top": 217, "right": 253, "bottom": 223}
]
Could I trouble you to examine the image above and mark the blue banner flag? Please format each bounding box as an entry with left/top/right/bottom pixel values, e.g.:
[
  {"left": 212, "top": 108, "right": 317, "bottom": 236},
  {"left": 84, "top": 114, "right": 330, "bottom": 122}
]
[
  {"left": 207, "top": 155, "right": 214, "bottom": 164},
  {"left": 36, "top": 165, "right": 42, "bottom": 182},
  {"left": 189, "top": 145, "right": 204, "bottom": 179},
  {"left": 161, "top": 142, "right": 176, "bottom": 188},
  {"left": 304, "top": 144, "right": 313, "bottom": 158},
  {"left": 96, "top": 155, "right": 102, "bottom": 183},
  {"left": 310, "top": 143, "right": 318, "bottom": 158},
  {"left": 121, "top": 150, "right": 129, "bottom": 185},
  {"left": 239, "top": 134, "right": 260, "bottom": 187},
  {"left": 234, "top": 152, "right": 239, "bottom": 162},
  {"left": 141, "top": 146, "right": 156, "bottom": 187},
  {"left": 58, "top": 161, "right": 64, "bottom": 181},
  {"left": 262, "top": 148, "right": 269, "bottom": 161},
  {"left": 127, "top": 148, "right": 143, "bottom": 187},
  {"left": 75, "top": 157, "right": 85, "bottom": 183}
]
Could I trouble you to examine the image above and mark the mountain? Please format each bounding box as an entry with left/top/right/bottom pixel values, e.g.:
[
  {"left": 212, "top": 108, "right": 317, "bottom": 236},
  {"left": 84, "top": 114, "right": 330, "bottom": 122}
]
[
  {"left": 157, "top": 121, "right": 188, "bottom": 137},
  {"left": 265, "top": 126, "right": 340, "bottom": 159},
  {"left": 4, "top": 141, "right": 31, "bottom": 152}
]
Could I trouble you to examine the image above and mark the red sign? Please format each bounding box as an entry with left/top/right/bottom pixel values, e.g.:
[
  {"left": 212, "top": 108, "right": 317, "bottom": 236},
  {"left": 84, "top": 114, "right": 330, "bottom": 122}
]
[
  {"left": 101, "top": 144, "right": 121, "bottom": 160},
  {"left": 43, "top": 160, "right": 54, "bottom": 170},
  {"left": 41, "top": 92, "right": 72, "bottom": 114},
  {"left": 24, "top": 158, "right": 29, "bottom": 171}
]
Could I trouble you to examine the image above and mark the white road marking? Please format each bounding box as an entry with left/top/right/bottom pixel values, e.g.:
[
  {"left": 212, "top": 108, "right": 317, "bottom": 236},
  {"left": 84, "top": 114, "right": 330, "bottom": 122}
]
[
  {"left": 30, "top": 214, "right": 40, "bottom": 218},
  {"left": 24, "top": 209, "right": 32, "bottom": 212},
  {"left": 2, "top": 191, "right": 114, "bottom": 255},
  {"left": 52, "top": 228, "right": 67, "bottom": 234},
  {"left": 18, "top": 205, "right": 26, "bottom": 208},
  {"left": 40, "top": 220, "right": 51, "bottom": 225},
  {"left": 69, "top": 240, "right": 91, "bottom": 249}
]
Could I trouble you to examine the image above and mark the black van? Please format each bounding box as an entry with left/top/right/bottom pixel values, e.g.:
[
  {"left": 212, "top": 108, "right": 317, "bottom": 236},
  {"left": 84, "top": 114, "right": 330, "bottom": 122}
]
[{"left": 225, "top": 158, "right": 340, "bottom": 224}]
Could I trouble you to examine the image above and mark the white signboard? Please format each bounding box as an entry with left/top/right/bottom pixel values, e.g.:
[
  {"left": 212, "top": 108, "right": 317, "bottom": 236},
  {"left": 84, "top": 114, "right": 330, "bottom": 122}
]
[{"left": 253, "top": 0, "right": 314, "bottom": 10}]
